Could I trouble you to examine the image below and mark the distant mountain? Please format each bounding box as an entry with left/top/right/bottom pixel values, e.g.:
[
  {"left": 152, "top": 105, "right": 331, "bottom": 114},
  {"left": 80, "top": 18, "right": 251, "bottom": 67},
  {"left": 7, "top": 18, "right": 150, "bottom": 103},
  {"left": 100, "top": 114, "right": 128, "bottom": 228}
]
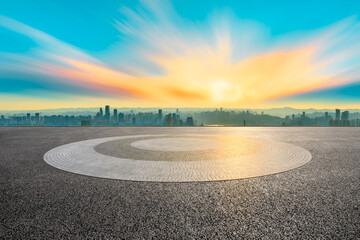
[
  {"left": 257, "top": 107, "right": 331, "bottom": 117},
  {"left": 257, "top": 107, "right": 360, "bottom": 117}
]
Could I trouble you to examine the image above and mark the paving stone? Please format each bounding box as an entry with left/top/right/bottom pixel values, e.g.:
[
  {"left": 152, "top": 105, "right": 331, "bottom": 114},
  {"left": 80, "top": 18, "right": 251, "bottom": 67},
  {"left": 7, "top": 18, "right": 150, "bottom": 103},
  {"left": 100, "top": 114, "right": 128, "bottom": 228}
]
[{"left": 44, "top": 134, "right": 311, "bottom": 182}]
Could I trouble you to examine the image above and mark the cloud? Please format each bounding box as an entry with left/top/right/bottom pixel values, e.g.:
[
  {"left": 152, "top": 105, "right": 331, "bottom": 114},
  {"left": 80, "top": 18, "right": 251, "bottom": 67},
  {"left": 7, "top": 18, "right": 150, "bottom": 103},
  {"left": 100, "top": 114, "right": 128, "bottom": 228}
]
[
  {"left": 1, "top": 1, "right": 360, "bottom": 108},
  {"left": 0, "top": 15, "right": 142, "bottom": 99},
  {"left": 112, "top": 3, "right": 360, "bottom": 106},
  {"left": 0, "top": 16, "right": 95, "bottom": 62}
]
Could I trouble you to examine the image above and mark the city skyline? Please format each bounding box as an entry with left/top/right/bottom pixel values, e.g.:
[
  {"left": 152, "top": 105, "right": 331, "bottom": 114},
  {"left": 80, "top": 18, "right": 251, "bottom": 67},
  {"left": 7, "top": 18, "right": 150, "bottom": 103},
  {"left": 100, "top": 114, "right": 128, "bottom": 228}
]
[
  {"left": 1, "top": 0, "right": 360, "bottom": 110},
  {"left": 1, "top": 104, "right": 359, "bottom": 127}
]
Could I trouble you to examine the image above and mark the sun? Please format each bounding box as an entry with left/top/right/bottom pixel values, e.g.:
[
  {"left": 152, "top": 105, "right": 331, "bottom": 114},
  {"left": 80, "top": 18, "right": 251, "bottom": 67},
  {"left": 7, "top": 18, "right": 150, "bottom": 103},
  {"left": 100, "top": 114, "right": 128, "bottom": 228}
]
[{"left": 209, "top": 79, "right": 242, "bottom": 103}]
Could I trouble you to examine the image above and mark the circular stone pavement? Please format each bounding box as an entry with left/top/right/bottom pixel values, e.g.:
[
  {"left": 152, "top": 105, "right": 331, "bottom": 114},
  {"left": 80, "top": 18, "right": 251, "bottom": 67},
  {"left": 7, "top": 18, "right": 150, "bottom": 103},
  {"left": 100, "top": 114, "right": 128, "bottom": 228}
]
[{"left": 43, "top": 134, "right": 311, "bottom": 182}]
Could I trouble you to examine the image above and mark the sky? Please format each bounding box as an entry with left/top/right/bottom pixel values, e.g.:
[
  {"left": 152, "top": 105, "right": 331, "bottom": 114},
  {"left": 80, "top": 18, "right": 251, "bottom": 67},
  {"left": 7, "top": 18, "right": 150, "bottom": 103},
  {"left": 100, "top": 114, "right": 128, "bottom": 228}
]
[{"left": 1, "top": 0, "right": 360, "bottom": 110}]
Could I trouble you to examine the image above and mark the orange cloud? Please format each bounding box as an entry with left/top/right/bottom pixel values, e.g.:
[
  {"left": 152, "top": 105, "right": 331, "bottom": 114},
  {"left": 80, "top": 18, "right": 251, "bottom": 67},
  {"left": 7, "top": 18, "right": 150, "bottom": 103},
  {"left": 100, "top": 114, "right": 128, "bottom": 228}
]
[
  {"left": 2, "top": 14, "right": 359, "bottom": 109},
  {"left": 39, "top": 41, "right": 352, "bottom": 108},
  {"left": 147, "top": 43, "right": 347, "bottom": 106}
]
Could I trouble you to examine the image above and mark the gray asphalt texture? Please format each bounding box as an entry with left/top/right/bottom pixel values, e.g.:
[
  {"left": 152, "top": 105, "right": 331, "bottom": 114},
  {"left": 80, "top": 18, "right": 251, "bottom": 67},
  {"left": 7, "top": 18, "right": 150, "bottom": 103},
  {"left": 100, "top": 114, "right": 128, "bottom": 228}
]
[{"left": 0, "top": 127, "right": 359, "bottom": 239}]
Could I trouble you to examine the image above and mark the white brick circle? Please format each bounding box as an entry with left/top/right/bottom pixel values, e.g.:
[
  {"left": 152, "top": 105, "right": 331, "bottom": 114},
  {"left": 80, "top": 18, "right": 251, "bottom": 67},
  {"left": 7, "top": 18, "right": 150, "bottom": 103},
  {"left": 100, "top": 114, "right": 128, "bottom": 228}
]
[{"left": 43, "top": 134, "right": 311, "bottom": 182}]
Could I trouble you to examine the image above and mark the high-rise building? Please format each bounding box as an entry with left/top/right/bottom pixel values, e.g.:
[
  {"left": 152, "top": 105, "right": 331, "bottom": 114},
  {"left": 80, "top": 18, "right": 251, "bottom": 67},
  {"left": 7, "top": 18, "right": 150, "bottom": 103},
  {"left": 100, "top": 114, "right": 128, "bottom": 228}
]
[
  {"left": 118, "top": 113, "right": 124, "bottom": 124},
  {"left": 166, "top": 114, "right": 173, "bottom": 126},
  {"left": 105, "top": 105, "right": 110, "bottom": 122},
  {"left": 158, "top": 109, "right": 163, "bottom": 125},
  {"left": 186, "top": 117, "right": 194, "bottom": 126},
  {"left": 341, "top": 111, "right": 349, "bottom": 121},
  {"left": 26, "top": 113, "right": 31, "bottom": 125},
  {"left": 172, "top": 113, "right": 177, "bottom": 126},
  {"left": 99, "top": 108, "right": 103, "bottom": 118},
  {"left": 324, "top": 112, "right": 329, "bottom": 126},
  {"left": 341, "top": 111, "right": 350, "bottom": 126},
  {"left": 113, "top": 109, "right": 118, "bottom": 124},
  {"left": 335, "top": 109, "right": 340, "bottom": 120},
  {"left": 35, "top": 113, "right": 40, "bottom": 125}
]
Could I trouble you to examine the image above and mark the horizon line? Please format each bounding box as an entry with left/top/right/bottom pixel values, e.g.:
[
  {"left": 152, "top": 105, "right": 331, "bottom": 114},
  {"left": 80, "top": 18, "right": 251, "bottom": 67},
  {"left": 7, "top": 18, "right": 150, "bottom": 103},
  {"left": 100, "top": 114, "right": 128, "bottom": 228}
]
[{"left": 1, "top": 106, "right": 360, "bottom": 112}]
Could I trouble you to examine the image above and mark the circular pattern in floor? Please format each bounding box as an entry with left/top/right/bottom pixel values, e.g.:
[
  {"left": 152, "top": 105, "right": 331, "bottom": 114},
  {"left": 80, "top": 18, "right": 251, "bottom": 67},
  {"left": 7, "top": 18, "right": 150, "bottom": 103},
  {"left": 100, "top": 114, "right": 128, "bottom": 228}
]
[{"left": 43, "top": 134, "right": 311, "bottom": 182}]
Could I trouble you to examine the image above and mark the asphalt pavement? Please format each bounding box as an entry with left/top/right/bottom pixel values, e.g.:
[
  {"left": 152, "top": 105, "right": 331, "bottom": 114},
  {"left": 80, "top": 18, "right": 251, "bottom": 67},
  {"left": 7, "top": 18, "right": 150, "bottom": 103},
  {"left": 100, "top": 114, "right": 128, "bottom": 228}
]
[{"left": 0, "top": 127, "right": 359, "bottom": 239}]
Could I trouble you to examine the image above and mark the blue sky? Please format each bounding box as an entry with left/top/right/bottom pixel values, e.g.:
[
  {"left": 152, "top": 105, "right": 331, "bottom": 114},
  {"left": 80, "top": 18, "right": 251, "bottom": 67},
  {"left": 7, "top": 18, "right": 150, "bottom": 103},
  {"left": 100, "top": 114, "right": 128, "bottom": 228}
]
[{"left": 1, "top": 0, "right": 360, "bottom": 109}]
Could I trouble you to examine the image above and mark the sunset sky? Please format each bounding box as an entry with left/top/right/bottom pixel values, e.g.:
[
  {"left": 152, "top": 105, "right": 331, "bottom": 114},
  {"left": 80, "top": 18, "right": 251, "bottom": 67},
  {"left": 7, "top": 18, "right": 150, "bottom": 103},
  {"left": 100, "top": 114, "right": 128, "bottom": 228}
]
[{"left": 1, "top": 0, "right": 360, "bottom": 110}]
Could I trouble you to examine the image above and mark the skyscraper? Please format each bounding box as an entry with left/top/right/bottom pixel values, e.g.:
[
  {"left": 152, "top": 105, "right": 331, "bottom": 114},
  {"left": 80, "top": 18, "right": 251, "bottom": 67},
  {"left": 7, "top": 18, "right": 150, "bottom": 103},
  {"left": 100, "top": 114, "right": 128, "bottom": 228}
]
[
  {"left": 113, "top": 109, "right": 118, "bottom": 124},
  {"left": 341, "top": 111, "right": 350, "bottom": 126},
  {"left": 99, "top": 108, "right": 103, "bottom": 118},
  {"left": 324, "top": 112, "right": 329, "bottom": 126},
  {"left": 35, "top": 113, "right": 40, "bottom": 125},
  {"left": 26, "top": 113, "right": 30, "bottom": 125},
  {"left": 118, "top": 113, "right": 124, "bottom": 124},
  {"left": 158, "top": 109, "right": 163, "bottom": 125},
  {"left": 335, "top": 109, "right": 340, "bottom": 120},
  {"left": 105, "top": 105, "right": 110, "bottom": 122},
  {"left": 341, "top": 111, "right": 349, "bottom": 120}
]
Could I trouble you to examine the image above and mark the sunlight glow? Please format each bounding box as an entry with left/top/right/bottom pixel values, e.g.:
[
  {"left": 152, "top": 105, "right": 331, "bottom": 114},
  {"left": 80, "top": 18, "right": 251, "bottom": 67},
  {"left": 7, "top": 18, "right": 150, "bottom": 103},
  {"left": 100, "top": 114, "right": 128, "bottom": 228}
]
[{"left": 0, "top": 1, "right": 360, "bottom": 109}]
